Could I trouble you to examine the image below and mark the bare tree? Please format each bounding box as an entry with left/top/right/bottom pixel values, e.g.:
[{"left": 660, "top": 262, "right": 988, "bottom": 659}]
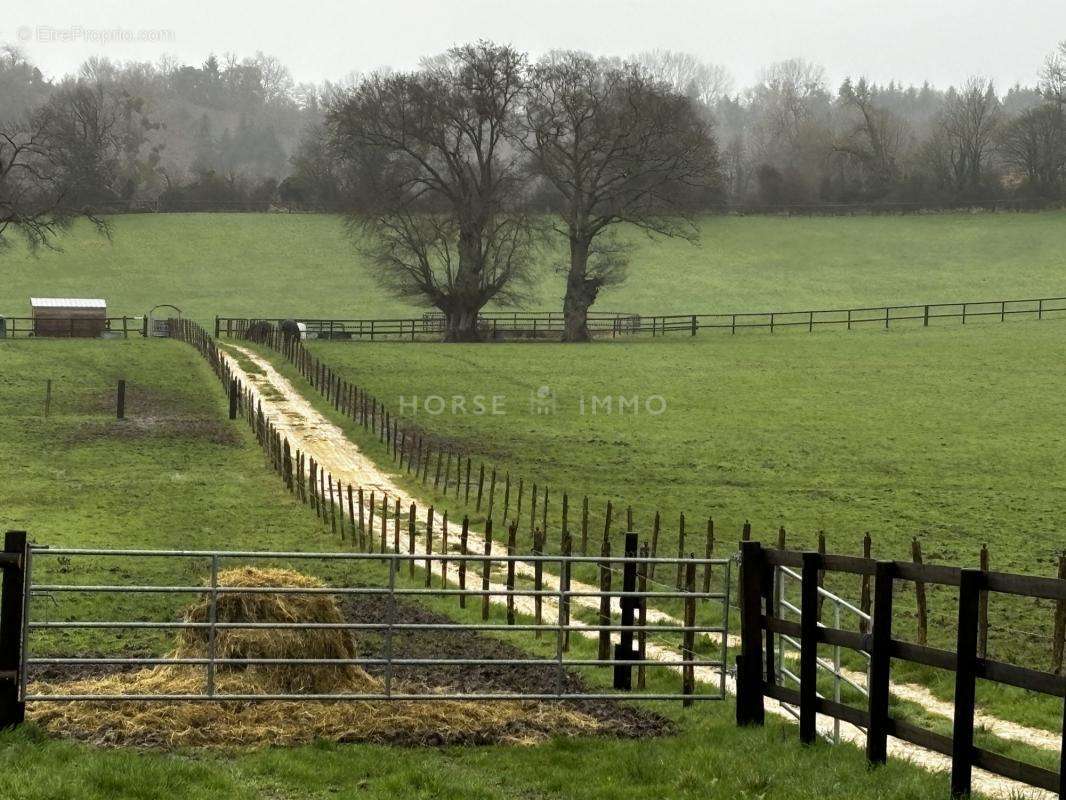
[
  {"left": 524, "top": 52, "right": 719, "bottom": 342},
  {"left": 328, "top": 42, "right": 536, "bottom": 341},
  {"left": 1042, "top": 41, "right": 1066, "bottom": 107},
  {"left": 833, "top": 78, "right": 912, "bottom": 195},
  {"left": 1, "top": 80, "right": 145, "bottom": 251},
  {"left": 999, "top": 104, "right": 1065, "bottom": 196},
  {"left": 936, "top": 78, "right": 1003, "bottom": 195},
  {"left": 632, "top": 50, "right": 733, "bottom": 107}
]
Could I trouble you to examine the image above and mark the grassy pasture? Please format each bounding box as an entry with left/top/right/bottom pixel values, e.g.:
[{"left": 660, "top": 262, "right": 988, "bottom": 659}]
[
  {"left": 290, "top": 317, "right": 1066, "bottom": 733},
  {"left": 0, "top": 338, "right": 965, "bottom": 800},
  {"left": 2, "top": 210, "right": 1066, "bottom": 321}
]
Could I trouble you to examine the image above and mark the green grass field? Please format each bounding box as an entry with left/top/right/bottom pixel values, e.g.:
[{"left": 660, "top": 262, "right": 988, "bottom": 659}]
[
  {"left": 0, "top": 339, "right": 967, "bottom": 800},
  {"left": 271, "top": 316, "right": 1066, "bottom": 736},
  {"left": 3, "top": 211, "right": 1066, "bottom": 796},
  {"left": 2, "top": 211, "right": 1066, "bottom": 321}
]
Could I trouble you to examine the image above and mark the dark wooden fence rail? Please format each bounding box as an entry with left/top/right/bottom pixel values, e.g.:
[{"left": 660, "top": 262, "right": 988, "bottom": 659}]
[
  {"left": 214, "top": 294, "right": 1066, "bottom": 343},
  {"left": 0, "top": 317, "right": 147, "bottom": 339},
  {"left": 736, "top": 541, "right": 1066, "bottom": 798}
]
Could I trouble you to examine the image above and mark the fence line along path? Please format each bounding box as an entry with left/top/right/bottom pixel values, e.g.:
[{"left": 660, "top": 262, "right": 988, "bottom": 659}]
[
  {"left": 217, "top": 342, "right": 1053, "bottom": 800},
  {"left": 214, "top": 293, "right": 1066, "bottom": 342}
]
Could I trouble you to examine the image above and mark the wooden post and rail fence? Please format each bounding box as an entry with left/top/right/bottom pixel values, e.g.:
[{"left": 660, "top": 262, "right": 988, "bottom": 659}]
[
  {"left": 735, "top": 539, "right": 1066, "bottom": 798},
  {"left": 212, "top": 293, "right": 1066, "bottom": 343}
]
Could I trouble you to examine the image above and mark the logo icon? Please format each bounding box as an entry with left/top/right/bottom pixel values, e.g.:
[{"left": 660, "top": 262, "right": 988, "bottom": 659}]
[{"left": 529, "top": 385, "right": 556, "bottom": 415}]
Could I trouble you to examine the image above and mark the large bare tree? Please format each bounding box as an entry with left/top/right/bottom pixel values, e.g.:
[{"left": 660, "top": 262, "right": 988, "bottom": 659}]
[
  {"left": 1000, "top": 105, "right": 1065, "bottom": 196},
  {"left": 935, "top": 78, "right": 1003, "bottom": 195},
  {"left": 523, "top": 52, "right": 719, "bottom": 342},
  {"left": 1, "top": 80, "right": 145, "bottom": 251},
  {"left": 328, "top": 42, "right": 537, "bottom": 341},
  {"left": 1043, "top": 41, "right": 1066, "bottom": 107},
  {"left": 833, "top": 78, "right": 912, "bottom": 195}
]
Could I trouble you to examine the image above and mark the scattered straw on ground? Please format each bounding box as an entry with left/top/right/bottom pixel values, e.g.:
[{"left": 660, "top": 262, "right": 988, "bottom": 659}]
[{"left": 29, "top": 567, "right": 601, "bottom": 748}]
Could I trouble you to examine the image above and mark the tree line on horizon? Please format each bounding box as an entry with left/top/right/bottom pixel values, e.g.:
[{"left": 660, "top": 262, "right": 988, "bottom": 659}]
[{"left": 1, "top": 40, "right": 1064, "bottom": 340}]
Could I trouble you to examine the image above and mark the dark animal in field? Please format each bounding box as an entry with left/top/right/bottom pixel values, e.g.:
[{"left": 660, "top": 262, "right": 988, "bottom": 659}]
[
  {"left": 280, "top": 319, "right": 301, "bottom": 341},
  {"left": 244, "top": 320, "right": 275, "bottom": 343}
]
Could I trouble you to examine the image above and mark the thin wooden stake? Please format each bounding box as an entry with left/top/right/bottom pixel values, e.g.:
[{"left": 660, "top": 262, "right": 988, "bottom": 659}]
[
  {"left": 440, "top": 511, "right": 449, "bottom": 586},
  {"left": 682, "top": 558, "right": 697, "bottom": 707},
  {"left": 675, "top": 512, "right": 686, "bottom": 590},
  {"left": 702, "top": 517, "right": 715, "bottom": 598},
  {"left": 506, "top": 521, "right": 517, "bottom": 625},
  {"left": 459, "top": 516, "right": 469, "bottom": 609},
  {"left": 425, "top": 507, "right": 434, "bottom": 587},
  {"left": 978, "top": 544, "right": 990, "bottom": 658},
  {"left": 649, "top": 511, "right": 661, "bottom": 581},
  {"left": 481, "top": 519, "right": 493, "bottom": 621},
  {"left": 597, "top": 537, "right": 612, "bottom": 661},
  {"left": 912, "top": 537, "right": 928, "bottom": 645},
  {"left": 407, "top": 503, "right": 416, "bottom": 578}
]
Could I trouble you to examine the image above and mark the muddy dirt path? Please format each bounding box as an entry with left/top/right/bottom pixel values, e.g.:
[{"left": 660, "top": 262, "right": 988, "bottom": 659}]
[{"left": 222, "top": 344, "right": 1053, "bottom": 800}]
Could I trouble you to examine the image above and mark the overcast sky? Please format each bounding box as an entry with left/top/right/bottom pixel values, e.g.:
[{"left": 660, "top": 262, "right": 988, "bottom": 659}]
[{"left": 5, "top": 0, "right": 1065, "bottom": 92}]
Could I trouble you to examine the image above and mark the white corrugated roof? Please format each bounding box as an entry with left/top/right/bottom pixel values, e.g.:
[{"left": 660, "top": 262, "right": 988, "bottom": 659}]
[{"left": 30, "top": 298, "right": 107, "bottom": 309}]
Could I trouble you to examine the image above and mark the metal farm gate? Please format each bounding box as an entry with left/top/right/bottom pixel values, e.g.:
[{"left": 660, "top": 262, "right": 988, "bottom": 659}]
[{"left": 0, "top": 531, "right": 731, "bottom": 714}]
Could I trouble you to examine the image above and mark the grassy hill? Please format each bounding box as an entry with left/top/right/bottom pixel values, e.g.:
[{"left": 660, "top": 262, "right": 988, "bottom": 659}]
[{"left": 2, "top": 210, "right": 1065, "bottom": 322}]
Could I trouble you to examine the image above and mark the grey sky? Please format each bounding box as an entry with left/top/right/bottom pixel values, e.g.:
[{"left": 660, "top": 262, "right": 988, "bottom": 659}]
[{"left": 5, "top": 0, "right": 1065, "bottom": 92}]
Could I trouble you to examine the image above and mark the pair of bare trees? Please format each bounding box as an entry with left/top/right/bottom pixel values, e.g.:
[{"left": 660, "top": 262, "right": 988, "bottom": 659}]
[{"left": 326, "top": 42, "right": 719, "bottom": 342}]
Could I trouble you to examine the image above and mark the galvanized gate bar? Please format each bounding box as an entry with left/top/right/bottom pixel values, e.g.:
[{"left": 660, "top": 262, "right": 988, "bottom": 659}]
[{"left": 22, "top": 544, "right": 732, "bottom": 705}]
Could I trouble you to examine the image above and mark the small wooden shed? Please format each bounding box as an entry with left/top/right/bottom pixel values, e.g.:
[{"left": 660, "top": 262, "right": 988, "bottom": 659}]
[{"left": 31, "top": 298, "right": 108, "bottom": 338}]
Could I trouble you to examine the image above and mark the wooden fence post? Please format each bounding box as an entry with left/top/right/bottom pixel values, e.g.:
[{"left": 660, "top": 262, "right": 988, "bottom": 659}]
[
  {"left": 951, "top": 569, "right": 982, "bottom": 798},
  {"left": 481, "top": 519, "right": 493, "bottom": 620},
  {"left": 636, "top": 542, "right": 648, "bottom": 688},
  {"left": 580, "top": 495, "right": 589, "bottom": 555},
  {"left": 357, "top": 488, "right": 365, "bottom": 549},
  {"left": 702, "top": 517, "right": 714, "bottom": 598},
  {"left": 347, "top": 486, "right": 357, "bottom": 543},
  {"left": 229, "top": 379, "right": 238, "bottom": 419},
  {"left": 561, "top": 493, "right": 569, "bottom": 550},
  {"left": 978, "top": 545, "right": 990, "bottom": 658},
  {"left": 1052, "top": 553, "right": 1065, "bottom": 674},
  {"left": 506, "top": 521, "right": 517, "bottom": 625},
  {"left": 407, "top": 504, "right": 416, "bottom": 578},
  {"left": 424, "top": 507, "right": 434, "bottom": 586},
  {"left": 476, "top": 464, "right": 485, "bottom": 511},
  {"left": 529, "top": 484, "right": 538, "bottom": 538},
  {"left": 681, "top": 557, "right": 697, "bottom": 706},
  {"left": 649, "top": 511, "right": 661, "bottom": 581},
  {"left": 561, "top": 530, "right": 573, "bottom": 652},
  {"left": 736, "top": 540, "right": 765, "bottom": 726},
  {"left": 912, "top": 538, "right": 929, "bottom": 645},
  {"left": 459, "top": 515, "right": 469, "bottom": 609},
  {"left": 613, "top": 532, "right": 639, "bottom": 690},
  {"left": 867, "top": 561, "right": 895, "bottom": 765},
  {"left": 116, "top": 379, "right": 126, "bottom": 420},
  {"left": 487, "top": 468, "right": 497, "bottom": 518},
  {"left": 0, "top": 531, "right": 28, "bottom": 728},
  {"left": 816, "top": 531, "right": 826, "bottom": 620},
  {"left": 379, "top": 493, "right": 388, "bottom": 554},
  {"left": 799, "top": 551, "right": 822, "bottom": 743},
  {"left": 675, "top": 512, "right": 686, "bottom": 590},
  {"left": 440, "top": 511, "right": 449, "bottom": 586},
  {"left": 533, "top": 528, "right": 544, "bottom": 638},
  {"left": 860, "top": 533, "right": 872, "bottom": 633},
  {"left": 597, "top": 537, "right": 612, "bottom": 661}
]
